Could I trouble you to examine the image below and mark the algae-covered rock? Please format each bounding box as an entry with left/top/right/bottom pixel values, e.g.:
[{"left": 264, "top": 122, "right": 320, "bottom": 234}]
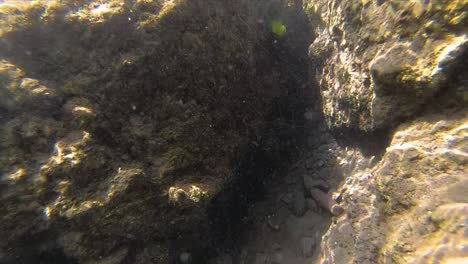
[
  {"left": 303, "top": 1, "right": 468, "bottom": 263},
  {"left": 0, "top": 0, "right": 310, "bottom": 262},
  {"left": 305, "top": 0, "right": 468, "bottom": 132}
]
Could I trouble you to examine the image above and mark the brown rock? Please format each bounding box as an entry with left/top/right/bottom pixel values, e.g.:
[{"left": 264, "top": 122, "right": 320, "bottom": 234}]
[
  {"left": 330, "top": 204, "right": 344, "bottom": 216},
  {"left": 310, "top": 188, "right": 331, "bottom": 212}
]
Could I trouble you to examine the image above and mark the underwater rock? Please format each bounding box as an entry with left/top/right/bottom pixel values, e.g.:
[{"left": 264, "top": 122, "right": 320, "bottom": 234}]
[
  {"left": 310, "top": 188, "right": 332, "bottom": 213},
  {"left": 305, "top": 0, "right": 468, "bottom": 132},
  {"left": 330, "top": 204, "right": 344, "bottom": 216},
  {"left": 292, "top": 186, "right": 307, "bottom": 217},
  {"left": 305, "top": 198, "right": 318, "bottom": 212},
  {"left": 318, "top": 110, "right": 467, "bottom": 263},
  {"left": 300, "top": 236, "right": 316, "bottom": 258},
  {"left": 179, "top": 252, "right": 192, "bottom": 264},
  {"left": 0, "top": 0, "right": 312, "bottom": 262},
  {"left": 304, "top": 2, "right": 467, "bottom": 263}
]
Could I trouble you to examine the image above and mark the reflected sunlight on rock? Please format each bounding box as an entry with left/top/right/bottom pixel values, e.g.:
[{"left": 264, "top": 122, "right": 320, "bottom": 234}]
[
  {"left": 3, "top": 168, "right": 26, "bottom": 183},
  {"left": 410, "top": 203, "right": 468, "bottom": 263},
  {"left": 69, "top": 1, "right": 125, "bottom": 23},
  {"left": 72, "top": 106, "right": 94, "bottom": 115},
  {"left": 168, "top": 185, "right": 208, "bottom": 203},
  {"left": 50, "top": 131, "right": 91, "bottom": 166}
]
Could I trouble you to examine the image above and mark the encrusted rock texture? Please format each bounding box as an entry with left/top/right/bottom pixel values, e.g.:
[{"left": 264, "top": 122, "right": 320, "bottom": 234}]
[
  {"left": 305, "top": 0, "right": 467, "bottom": 263},
  {"left": 0, "top": 0, "right": 311, "bottom": 263},
  {"left": 306, "top": 0, "right": 467, "bottom": 132}
]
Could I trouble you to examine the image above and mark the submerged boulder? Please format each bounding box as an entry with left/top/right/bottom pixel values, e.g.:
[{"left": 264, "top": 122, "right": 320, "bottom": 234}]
[
  {"left": 304, "top": 0, "right": 467, "bottom": 263},
  {"left": 305, "top": 0, "right": 467, "bottom": 132},
  {"left": 0, "top": 0, "right": 311, "bottom": 262}
]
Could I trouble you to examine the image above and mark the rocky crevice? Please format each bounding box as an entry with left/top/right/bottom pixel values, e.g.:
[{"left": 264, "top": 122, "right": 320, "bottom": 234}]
[{"left": 0, "top": 0, "right": 467, "bottom": 264}]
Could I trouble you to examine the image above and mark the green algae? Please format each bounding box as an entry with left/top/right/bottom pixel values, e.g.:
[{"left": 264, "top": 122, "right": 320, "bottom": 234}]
[{"left": 271, "top": 18, "right": 287, "bottom": 36}]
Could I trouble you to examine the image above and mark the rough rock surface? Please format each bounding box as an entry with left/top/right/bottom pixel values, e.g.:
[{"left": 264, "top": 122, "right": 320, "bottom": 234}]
[
  {"left": 319, "top": 109, "right": 467, "bottom": 264},
  {"left": 302, "top": 0, "right": 468, "bottom": 263},
  {"left": 306, "top": 0, "right": 467, "bottom": 132},
  {"left": 0, "top": 0, "right": 312, "bottom": 263},
  {"left": 220, "top": 1, "right": 467, "bottom": 263}
]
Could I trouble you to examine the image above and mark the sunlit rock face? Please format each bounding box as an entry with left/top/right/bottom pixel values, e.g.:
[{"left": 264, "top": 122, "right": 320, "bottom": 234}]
[
  {"left": 305, "top": 0, "right": 467, "bottom": 132},
  {"left": 375, "top": 113, "right": 467, "bottom": 263},
  {"left": 304, "top": 0, "right": 467, "bottom": 263},
  {"left": 320, "top": 111, "right": 467, "bottom": 264}
]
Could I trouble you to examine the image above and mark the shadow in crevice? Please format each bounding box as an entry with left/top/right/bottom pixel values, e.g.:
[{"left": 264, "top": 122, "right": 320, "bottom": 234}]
[
  {"left": 331, "top": 128, "right": 393, "bottom": 159},
  {"left": 204, "top": 1, "right": 316, "bottom": 262},
  {"left": 331, "top": 42, "right": 467, "bottom": 160}
]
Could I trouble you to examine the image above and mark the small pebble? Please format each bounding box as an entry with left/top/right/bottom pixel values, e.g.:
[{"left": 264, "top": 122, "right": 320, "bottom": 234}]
[
  {"left": 301, "top": 237, "right": 316, "bottom": 257},
  {"left": 306, "top": 198, "right": 318, "bottom": 212},
  {"left": 317, "top": 160, "right": 325, "bottom": 168},
  {"left": 332, "top": 192, "right": 342, "bottom": 203},
  {"left": 310, "top": 188, "right": 330, "bottom": 212},
  {"left": 266, "top": 215, "right": 281, "bottom": 231},
  {"left": 271, "top": 252, "right": 283, "bottom": 264},
  {"left": 293, "top": 189, "right": 306, "bottom": 217},
  {"left": 280, "top": 193, "right": 293, "bottom": 205},
  {"left": 272, "top": 243, "right": 282, "bottom": 251},
  {"left": 331, "top": 204, "right": 344, "bottom": 216},
  {"left": 180, "top": 252, "right": 191, "bottom": 263}
]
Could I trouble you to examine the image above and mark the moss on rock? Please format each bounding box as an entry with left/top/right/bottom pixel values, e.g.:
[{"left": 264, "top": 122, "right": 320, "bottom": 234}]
[{"left": 0, "top": 0, "right": 311, "bottom": 262}]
